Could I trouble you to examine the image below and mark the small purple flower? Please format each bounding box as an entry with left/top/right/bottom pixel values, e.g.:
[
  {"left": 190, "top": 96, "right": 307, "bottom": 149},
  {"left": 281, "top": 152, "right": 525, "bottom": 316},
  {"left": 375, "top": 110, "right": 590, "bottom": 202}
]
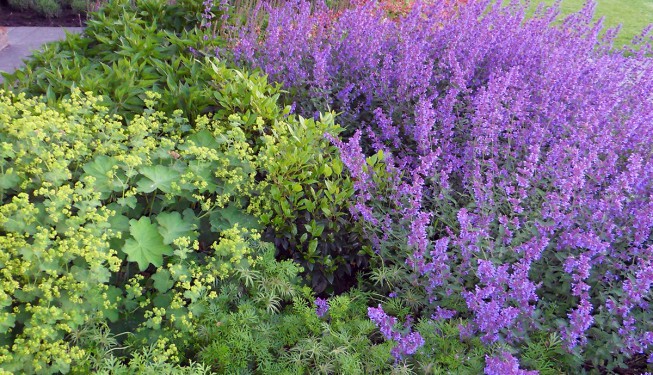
[
  {"left": 391, "top": 331, "right": 425, "bottom": 359},
  {"left": 485, "top": 351, "right": 538, "bottom": 375},
  {"left": 368, "top": 305, "right": 425, "bottom": 361},
  {"left": 315, "top": 297, "right": 329, "bottom": 318}
]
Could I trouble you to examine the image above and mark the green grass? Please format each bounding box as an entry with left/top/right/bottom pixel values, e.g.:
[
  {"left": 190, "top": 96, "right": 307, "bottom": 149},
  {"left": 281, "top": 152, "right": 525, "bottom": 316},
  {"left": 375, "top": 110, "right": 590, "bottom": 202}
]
[{"left": 530, "top": 0, "right": 653, "bottom": 46}]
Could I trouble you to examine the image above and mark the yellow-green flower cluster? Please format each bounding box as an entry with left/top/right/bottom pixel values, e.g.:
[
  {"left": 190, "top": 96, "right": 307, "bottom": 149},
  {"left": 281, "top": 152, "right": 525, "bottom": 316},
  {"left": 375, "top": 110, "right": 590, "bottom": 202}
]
[
  {"left": 0, "top": 90, "right": 123, "bottom": 373},
  {"left": 0, "top": 65, "right": 310, "bottom": 372}
]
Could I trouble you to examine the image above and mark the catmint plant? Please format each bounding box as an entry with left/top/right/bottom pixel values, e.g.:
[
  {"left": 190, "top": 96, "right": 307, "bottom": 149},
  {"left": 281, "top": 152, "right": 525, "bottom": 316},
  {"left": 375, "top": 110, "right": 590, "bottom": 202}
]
[
  {"left": 368, "top": 305, "right": 425, "bottom": 361},
  {"left": 315, "top": 297, "right": 330, "bottom": 317},
  {"left": 228, "top": 0, "right": 653, "bottom": 370}
]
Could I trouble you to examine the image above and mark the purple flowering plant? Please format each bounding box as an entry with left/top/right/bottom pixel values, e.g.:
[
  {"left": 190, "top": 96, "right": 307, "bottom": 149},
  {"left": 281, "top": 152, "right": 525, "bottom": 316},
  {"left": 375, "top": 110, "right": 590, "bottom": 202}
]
[
  {"left": 315, "top": 297, "right": 330, "bottom": 317},
  {"left": 485, "top": 351, "right": 538, "bottom": 375},
  {"left": 224, "top": 0, "right": 653, "bottom": 370},
  {"left": 368, "top": 304, "right": 425, "bottom": 361}
]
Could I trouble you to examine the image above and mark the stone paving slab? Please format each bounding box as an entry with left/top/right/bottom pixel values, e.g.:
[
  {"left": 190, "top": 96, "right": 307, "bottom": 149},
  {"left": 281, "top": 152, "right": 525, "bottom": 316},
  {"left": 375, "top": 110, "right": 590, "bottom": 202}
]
[{"left": 0, "top": 27, "right": 84, "bottom": 83}]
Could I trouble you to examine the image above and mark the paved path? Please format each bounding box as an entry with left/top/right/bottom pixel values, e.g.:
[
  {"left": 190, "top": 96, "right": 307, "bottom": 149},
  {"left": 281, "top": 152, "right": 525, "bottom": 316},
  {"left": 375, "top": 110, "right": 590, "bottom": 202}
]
[{"left": 0, "top": 27, "right": 83, "bottom": 83}]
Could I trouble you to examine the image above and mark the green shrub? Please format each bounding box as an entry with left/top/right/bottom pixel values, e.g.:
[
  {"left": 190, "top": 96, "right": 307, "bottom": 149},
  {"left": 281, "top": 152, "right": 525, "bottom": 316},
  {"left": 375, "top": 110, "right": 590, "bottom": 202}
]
[
  {"left": 8, "top": 0, "right": 61, "bottom": 18},
  {"left": 5, "top": 0, "right": 100, "bottom": 18},
  {"left": 259, "top": 113, "right": 370, "bottom": 294}
]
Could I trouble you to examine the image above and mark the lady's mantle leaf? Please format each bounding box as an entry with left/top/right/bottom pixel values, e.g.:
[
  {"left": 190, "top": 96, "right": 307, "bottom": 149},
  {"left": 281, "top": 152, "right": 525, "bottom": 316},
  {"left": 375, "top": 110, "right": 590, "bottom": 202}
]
[
  {"left": 209, "top": 203, "right": 262, "bottom": 232},
  {"left": 82, "top": 156, "right": 124, "bottom": 197},
  {"left": 136, "top": 165, "right": 181, "bottom": 193},
  {"left": 151, "top": 269, "right": 174, "bottom": 293},
  {"left": 156, "top": 210, "right": 197, "bottom": 244},
  {"left": 122, "top": 217, "right": 173, "bottom": 271}
]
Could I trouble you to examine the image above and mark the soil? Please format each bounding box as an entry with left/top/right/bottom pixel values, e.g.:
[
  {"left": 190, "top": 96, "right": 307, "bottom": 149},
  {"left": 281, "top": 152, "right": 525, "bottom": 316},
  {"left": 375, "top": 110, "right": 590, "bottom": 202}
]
[{"left": 0, "top": 1, "right": 87, "bottom": 27}]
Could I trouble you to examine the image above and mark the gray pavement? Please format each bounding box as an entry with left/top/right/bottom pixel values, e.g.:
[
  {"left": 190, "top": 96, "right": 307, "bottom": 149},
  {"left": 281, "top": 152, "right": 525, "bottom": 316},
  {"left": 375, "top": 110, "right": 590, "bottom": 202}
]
[{"left": 0, "top": 27, "right": 83, "bottom": 83}]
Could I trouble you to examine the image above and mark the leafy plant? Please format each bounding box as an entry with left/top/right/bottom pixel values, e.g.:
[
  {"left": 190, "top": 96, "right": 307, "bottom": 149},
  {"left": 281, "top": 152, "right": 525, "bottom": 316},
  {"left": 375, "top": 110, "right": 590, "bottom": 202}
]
[
  {"left": 259, "top": 113, "right": 370, "bottom": 294},
  {"left": 2, "top": 0, "right": 219, "bottom": 122},
  {"left": 228, "top": 0, "right": 653, "bottom": 371}
]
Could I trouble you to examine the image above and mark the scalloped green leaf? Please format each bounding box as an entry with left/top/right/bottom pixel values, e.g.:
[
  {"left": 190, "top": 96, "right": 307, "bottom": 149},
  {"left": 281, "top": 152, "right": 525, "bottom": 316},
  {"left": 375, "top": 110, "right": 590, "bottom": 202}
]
[
  {"left": 185, "top": 129, "right": 223, "bottom": 149},
  {"left": 155, "top": 210, "right": 197, "bottom": 245},
  {"left": 0, "top": 170, "right": 20, "bottom": 190},
  {"left": 122, "top": 217, "right": 173, "bottom": 271},
  {"left": 136, "top": 164, "right": 180, "bottom": 193},
  {"left": 82, "top": 156, "right": 122, "bottom": 197},
  {"left": 152, "top": 269, "right": 174, "bottom": 293},
  {"left": 209, "top": 202, "right": 262, "bottom": 232}
]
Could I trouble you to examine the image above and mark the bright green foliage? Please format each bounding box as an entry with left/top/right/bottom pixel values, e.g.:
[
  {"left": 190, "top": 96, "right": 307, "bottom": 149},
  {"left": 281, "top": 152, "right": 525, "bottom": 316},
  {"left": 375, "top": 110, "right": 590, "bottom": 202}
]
[
  {"left": 259, "top": 113, "right": 370, "bottom": 293},
  {"left": 0, "top": 85, "right": 265, "bottom": 373},
  {"left": 2, "top": 0, "right": 218, "bottom": 122},
  {"left": 0, "top": 91, "right": 123, "bottom": 374}
]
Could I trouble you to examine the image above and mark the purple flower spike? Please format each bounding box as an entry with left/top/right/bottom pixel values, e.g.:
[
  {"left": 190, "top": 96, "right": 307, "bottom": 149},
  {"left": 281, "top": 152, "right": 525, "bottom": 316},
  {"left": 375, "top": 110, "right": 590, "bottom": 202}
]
[
  {"left": 315, "top": 297, "right": 329, "bottom": 318},
  {"left": 368, "top": 305, "right": 425, "bottom": 361},
  {"left": 485, "top": 351, "right": 538, "bottom": 375}
]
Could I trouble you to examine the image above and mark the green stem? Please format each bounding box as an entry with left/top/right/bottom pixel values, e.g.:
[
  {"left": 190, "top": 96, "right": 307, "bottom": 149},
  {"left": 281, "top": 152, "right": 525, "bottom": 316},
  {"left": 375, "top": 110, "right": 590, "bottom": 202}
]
[{"left": 148, "top": 192, "right": 156, "bottom": 216}]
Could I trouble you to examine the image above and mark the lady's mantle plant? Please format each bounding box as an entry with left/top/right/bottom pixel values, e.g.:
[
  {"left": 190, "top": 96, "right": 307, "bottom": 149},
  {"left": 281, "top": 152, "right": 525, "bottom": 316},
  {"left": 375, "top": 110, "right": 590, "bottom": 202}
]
[{"left": 0, "top": 86, "right": 264, "bottom": 373}]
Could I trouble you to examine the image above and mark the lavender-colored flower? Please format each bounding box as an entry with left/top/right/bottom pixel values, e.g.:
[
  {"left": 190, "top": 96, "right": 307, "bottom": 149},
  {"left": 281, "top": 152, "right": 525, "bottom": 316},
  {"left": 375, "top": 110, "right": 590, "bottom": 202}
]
[
  {"left": 485, "top": 351, "right": 538, "bottom": 375},
  {"left": 227, "top": 0, "right": 653, "bottom": 364},
  {"left": 315, "top": 297, "right": 329, "bottom": 318},
  {"left": 368, "top": 305, "right": 425, "bottom": 361}
]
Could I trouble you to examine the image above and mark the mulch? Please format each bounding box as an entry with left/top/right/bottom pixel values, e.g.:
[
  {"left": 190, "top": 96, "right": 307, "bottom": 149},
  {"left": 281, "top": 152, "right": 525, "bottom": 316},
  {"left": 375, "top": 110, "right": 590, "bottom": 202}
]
[{"left": 0, "top": 1, "right": 87, "bottom": 27}]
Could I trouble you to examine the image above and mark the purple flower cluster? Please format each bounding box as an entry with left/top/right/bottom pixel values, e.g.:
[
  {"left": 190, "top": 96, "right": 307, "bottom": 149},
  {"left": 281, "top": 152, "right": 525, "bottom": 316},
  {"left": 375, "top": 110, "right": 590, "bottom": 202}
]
[
  {"left": 315, "top": 297, "right": 329, "bottom": 318},
  {"left": 229, "top": 0, "right": 653, "bottom": 366},
  {"left": 368, "top": 305, "right": 425, "bottom": 361},
  {"left": 485, "top": 351, "right": 538, "bottom": 375}
]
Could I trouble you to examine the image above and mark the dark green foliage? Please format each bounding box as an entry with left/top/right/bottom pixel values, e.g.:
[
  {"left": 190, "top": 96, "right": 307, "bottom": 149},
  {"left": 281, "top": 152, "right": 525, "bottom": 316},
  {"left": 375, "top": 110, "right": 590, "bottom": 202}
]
[
  {"left": 7, "top": 0, "right": 74, "bottom": 18},
  {"left": 260, "top": 113, "right": 371, "bottom": 294}
]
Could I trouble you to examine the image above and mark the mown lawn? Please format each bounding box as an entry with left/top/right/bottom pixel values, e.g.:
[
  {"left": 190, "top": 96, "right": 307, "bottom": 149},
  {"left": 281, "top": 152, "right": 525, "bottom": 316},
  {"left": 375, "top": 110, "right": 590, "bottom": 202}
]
[{"left": 529, "top": 0, "right": 653, "bottom": 46}]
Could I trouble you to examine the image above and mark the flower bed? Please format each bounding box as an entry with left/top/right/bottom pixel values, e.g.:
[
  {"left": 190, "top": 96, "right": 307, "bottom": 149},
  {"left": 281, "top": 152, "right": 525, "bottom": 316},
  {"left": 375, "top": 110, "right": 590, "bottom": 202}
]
[{"left": 1, "top": 0, "right": 652, "bottom": 373}]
